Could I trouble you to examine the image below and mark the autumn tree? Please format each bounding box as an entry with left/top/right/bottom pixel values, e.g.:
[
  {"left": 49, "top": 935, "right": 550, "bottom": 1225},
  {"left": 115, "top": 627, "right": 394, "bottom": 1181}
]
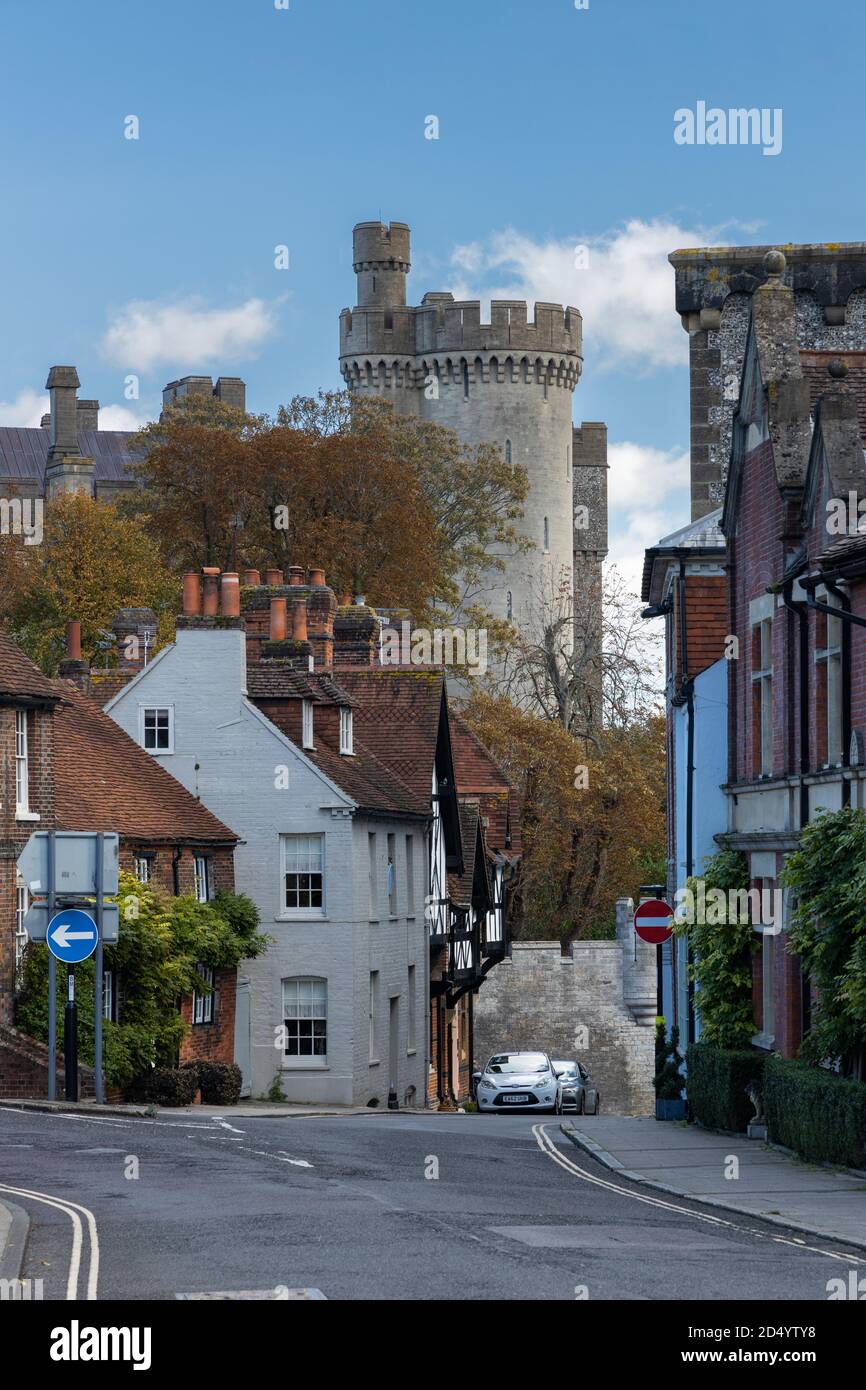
[
  {"left": 2, "top": 493, "right": 176, "bottom": 673},
  {"left": 461, "top": 691, "right": 666, "bottom": 946}
]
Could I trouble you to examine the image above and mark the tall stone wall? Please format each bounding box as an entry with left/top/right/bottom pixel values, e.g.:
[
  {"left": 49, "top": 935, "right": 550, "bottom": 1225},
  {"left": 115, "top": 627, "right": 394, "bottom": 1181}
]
[{"left": 473, "top": 900, "right": 656, "bottom": 1115}]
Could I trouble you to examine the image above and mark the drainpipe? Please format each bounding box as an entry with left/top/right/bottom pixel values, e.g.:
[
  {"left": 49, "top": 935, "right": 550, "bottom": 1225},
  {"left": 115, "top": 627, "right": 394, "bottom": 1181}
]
[
  {"left": 780, "top": 579, "right": 810, "bottom": 830},
  {"left": 172, "top": 846, "right": 183, "bottom": 897}
]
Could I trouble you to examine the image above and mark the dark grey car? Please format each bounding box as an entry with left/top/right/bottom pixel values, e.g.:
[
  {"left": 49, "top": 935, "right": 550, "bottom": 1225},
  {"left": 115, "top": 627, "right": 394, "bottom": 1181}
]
[{"left": 552, "top": 1059, "right": 600, "bottom": 1115}]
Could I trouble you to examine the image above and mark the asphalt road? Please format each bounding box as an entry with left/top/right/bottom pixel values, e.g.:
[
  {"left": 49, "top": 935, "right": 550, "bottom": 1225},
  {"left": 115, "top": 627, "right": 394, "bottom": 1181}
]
[{"left": 1, "top": 1105, "right": 863, "bottom": 1301}]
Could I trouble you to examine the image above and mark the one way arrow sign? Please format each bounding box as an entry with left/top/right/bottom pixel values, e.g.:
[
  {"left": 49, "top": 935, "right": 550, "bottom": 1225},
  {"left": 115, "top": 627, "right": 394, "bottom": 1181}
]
[{"left": 46, "top": 909, "right": 98, "bottom": 964}]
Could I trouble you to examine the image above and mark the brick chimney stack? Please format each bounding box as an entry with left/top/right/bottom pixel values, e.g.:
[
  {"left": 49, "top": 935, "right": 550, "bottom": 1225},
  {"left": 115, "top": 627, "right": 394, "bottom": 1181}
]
[
  {"left": 45, "top": 366, "right": 96, "bottom": 499},
  {"left": 58, "top": 618, "right": 90, "bottom": 689},
  {"left": 334, "top": 601, "right": 381, "bottom": 667},
  {"left": 113, "top": 609, "right": 158, "bottom": 671}
]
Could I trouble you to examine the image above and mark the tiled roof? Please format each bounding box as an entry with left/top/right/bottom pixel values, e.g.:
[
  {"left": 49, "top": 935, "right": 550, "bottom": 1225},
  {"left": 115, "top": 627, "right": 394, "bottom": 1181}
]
[
  {"left": 330, "top": 668, "right": 445, "bottom": 801},
  {"left": 448, "top": 802, "right": 492, "bottom": 909},
  {"left": 450, "top": 712, "right": 518, "bottom": 855},
  {"left": 814, "top": 531, "right": 866, "bottom": 576},
  {"left": 801, "top": 352, "right": 866, "bottom": 443},
  {"left": 0, "top": 428, "right": 139, "bottom": 485},
  {"left": 0, "top": 631, "right": 61, "bottom": 701},
  {"left": 306, "top": 733, "right": 428, "bottom": 818},
  {"left": 246, "top": 664, "right": 353, "bottom": 705},
  {"left": 53, "top": 682, "right": 238, "bottom": 844}
]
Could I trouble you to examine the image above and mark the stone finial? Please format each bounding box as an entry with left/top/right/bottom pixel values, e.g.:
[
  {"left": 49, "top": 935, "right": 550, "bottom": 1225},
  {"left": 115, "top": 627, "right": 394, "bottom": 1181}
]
[
  {"left": 828, "top": 357, "right": 848, "bottom": 380},
  {"left": 763, "top": 249, "right": 787, "bottom": 277}
]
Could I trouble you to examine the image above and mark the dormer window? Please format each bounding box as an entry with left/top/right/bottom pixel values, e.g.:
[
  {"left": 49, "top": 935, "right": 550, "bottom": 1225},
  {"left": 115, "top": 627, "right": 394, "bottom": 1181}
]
[
  {"left": 340, "top": 707, "right": 354, "bottom": 755},
  {"left": 302, "top": 699, "right": 314, "bottom": 749}
]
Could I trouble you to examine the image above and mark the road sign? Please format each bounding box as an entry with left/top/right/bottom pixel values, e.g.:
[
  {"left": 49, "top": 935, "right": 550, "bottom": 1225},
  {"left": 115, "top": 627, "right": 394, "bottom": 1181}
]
[
  {"left": 24, "top": 902, "right": 119, "bottom": 945},
  {"left": 46, "top": 908, "right": 99, "bottom": 964},
  {"left": 16, "top": 832, "right": 119, "bottom": 898},
  {"left": 634, "top": 898, "right": 675, "bottom": 945}
]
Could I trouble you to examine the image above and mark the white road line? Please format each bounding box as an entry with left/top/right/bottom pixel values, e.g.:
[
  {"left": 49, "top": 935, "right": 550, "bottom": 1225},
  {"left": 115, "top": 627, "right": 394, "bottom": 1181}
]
[
  {"left": 0, "top": 1182, "right": 100, "bottom": 1299},
  {"left": 212, "top": 1118, "right": 245, "bottom": 1135},
  {"left": 0, "top": 1107, "right": 132, "bottom": 1128},
  {"left": 532, "top": 1124, "right": 864, "bottom": 1267}
]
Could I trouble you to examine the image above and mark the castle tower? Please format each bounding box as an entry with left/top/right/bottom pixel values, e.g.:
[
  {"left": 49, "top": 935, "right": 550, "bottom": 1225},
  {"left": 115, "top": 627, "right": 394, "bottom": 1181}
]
[{"left": 340, "top": 221, "right": 584, "bottom": 630}]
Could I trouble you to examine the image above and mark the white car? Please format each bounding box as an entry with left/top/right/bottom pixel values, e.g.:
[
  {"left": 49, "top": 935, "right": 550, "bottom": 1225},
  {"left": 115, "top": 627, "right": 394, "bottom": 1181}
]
[{"left": 474, "top": 1050, "right": 558, "bottom": 1113}]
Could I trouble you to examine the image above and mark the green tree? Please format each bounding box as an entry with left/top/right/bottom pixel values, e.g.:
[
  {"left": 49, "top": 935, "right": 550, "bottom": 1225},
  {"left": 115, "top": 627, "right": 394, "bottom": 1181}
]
[
  {"left": 16, "top": 872, "right": 270, "bottom": 1088},
  {"left": 672, "top": 849, "right": 756, "bottom": 1048},
  {"left": 782, "top": 806, "right": 866, "bottom": 1079}
]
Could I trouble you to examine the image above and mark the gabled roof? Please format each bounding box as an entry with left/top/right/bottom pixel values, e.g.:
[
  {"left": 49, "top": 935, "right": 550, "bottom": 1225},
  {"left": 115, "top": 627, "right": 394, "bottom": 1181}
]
[
  {"left": 801, "top": 352, "right": 866, "bottom": 444},
  {"left": 330, "top": 668, "right": 447, "bottom": 800},
  {"left": 641, "top": 508, "right": 725, "bottom": 605},
  {"left": 0, "top": 428, "right": 138, "bottom": 485},
  {"left": 448, "top": 801, "right": 492, "bottom": 911},
  {"left": 449, "top": 712, "right": 519, "bottom": 855},
  {"left": 0, "top": 630, "right": 61, "bottom": 702},
  {"left": 800, "top": 371, "right": 866, "bottom": 533},
  {"left": 53, "top": 682, "right": 238, "bottom": 845}
]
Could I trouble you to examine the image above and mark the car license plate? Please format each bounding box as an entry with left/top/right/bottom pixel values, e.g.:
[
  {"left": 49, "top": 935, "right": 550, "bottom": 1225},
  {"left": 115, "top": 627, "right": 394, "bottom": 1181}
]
[{"left": 502, "top": 1094, "right": 529, "bottom": 1104}]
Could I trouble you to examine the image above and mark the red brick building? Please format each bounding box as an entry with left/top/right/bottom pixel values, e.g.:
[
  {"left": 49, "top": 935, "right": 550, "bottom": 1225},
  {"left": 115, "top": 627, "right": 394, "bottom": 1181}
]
[{"left": 0, "top": 631, "right": 240, "bottom": 1093}]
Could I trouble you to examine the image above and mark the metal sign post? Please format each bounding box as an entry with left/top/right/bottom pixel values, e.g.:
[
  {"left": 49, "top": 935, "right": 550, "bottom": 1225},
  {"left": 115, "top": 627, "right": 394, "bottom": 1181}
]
[
  {"left": 64, "top": 967, "right": 78, "bottom": 1102},
  {"left": 47, "top": 832, "right": 56, "bottom": 1102},
  {"left": 94, "top": 832, "right": 104, "bottom": 1105}
]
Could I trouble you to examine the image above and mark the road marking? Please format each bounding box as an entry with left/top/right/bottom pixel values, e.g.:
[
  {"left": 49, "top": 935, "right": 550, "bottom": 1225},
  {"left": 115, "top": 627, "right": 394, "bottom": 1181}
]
[
  {"left": 0, "top": 1182, "right": 100, "bottom": 1299},
  {"left": 275, "top": 1152, "right": 313, "bottom": 1168},
  {"left": 532, "top": 1125, "right": 864, "bottom": 1267},
  {"left": 213, "top": 1118, "right": 245, "bottom": 1135}
]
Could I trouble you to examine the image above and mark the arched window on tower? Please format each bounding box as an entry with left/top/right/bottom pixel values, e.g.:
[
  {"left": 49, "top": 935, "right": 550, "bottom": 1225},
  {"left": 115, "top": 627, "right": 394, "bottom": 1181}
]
[
  {"left": 543, "top": 370, "right": 549, "bottom": 401},
  {"left": 505, "top": 439, "right": 512, "bottom": 464},
  {"left": 462, "top": 362, "right": 470, "bottom": 399},
  {"left": 543, "top": 517, "right": 550, "bottom": 553},
  {"left": 506, "top": 591, "right": 513, "bottom": 620}
]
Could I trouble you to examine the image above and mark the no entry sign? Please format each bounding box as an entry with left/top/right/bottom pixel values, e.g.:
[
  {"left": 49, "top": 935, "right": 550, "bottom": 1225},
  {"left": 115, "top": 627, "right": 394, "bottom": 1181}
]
[{"left": 634, "top": 898, "right": 674, "bottom": 945}]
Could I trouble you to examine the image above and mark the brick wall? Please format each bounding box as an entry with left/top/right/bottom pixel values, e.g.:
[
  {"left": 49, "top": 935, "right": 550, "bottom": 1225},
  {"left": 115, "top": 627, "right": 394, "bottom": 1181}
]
[{"left": 473, "top": 938, "right": 656, "bottom": 1114}]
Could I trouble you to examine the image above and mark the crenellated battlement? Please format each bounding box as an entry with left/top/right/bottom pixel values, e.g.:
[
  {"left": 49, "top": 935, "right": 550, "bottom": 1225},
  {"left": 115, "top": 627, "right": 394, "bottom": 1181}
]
[
  {"left": 340, "top": 350, "right": 581, "bottom": 393},
  {"left": 340, "top": 293, "right": 582, "bottom": 364}
]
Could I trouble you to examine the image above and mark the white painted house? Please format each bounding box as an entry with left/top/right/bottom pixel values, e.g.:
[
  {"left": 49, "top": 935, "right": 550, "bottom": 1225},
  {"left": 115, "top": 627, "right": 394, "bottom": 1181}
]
[{"left": 105, "top": 614, "right": 432, "bottom": 1106}]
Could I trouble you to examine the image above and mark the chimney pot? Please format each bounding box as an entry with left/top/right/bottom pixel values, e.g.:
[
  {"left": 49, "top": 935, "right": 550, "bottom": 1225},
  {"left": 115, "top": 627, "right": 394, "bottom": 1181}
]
[
  {"left": 242, "top": 568, "right": 261, "bottom": 587},
  {"left": 288, "top": 565, "right": 306, "bottom": 586},
  {"left": 66, "top": 620, "right": 82, "bottom": 661},
  {"left": 270, "top": 597, "right": 288, "bottom": 642},
  {"left": 265, "top": 567, "right": 284, "bottom": 587},
  {"left": 308, "top": 567, "right": 326, "bottom": 587},
  {"left": 221, "top": 572, "right": 241, "bottom": 618},
  {"left": 202, "top": 567, "right": 221, "bottom": 617},
  {"left": 292, "top": 600, "right": 309, "bottom": 643},
  {"left": 182, "top": 572, "right": 202, "bottom": 617}
]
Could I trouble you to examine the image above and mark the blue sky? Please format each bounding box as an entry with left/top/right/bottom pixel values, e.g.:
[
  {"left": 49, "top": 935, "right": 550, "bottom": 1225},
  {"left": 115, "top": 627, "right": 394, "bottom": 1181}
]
[{"left": 2, "top": 0, "right": 864, "bottom": 588}]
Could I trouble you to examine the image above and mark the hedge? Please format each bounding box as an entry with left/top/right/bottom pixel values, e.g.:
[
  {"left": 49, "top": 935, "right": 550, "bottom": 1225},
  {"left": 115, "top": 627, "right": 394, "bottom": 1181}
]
[
  {"left": 130, "top": 1067, "right": 199, "bottom": 1108},
  {"left": 182, "top": 1060, "right": 242, "bottom": 1106},
  {"left": 686, "top": 1042, "right": 764, "bottom": 1133},
  {"left": 764, "top": 1057, "right": 866, "bottom": 1169}
]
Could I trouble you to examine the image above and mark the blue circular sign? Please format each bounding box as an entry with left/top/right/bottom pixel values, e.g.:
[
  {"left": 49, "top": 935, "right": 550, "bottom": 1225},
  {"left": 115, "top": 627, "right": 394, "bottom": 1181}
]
[{"left": 46, "top": 908, "right": 98, "bottom": 964}]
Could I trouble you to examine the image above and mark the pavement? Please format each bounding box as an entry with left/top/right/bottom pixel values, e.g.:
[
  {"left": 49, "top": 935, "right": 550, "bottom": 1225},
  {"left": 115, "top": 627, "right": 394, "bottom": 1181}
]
[
  {"left": 2, "top": 1103, "right": 865, "bottom": 1300},
  {"left": 562, "top": 1114, "right": 866, "bottom": 1252}
]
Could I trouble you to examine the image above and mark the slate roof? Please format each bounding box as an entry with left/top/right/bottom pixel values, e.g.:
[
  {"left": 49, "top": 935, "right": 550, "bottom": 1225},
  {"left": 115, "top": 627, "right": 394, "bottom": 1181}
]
[
  {"left": 0, "top": 630, "right": 61, "bottom": 702},
  {"left": 53, "top": 682, "right": 238, "bottom": 844},
  {"left": 801, "top": 351, "right": 866, "bottom": 443},
  {"left": 0, "top": 428, "right": 139, "bottom": 485},
  {"left": 641, "top": 508, "right": 726, "bottom": 605},
  {"left": 814, "top": 531, "right": 866, "bottom": 576}
]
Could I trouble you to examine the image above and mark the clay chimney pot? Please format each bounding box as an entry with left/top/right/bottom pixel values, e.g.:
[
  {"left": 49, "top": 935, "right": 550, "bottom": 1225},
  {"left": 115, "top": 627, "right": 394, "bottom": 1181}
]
[
  {"left": 242, "top": 568, "right": 261, "bottom": 587},
  {"left": 221, "top": 572, "right": 241, "bottom": 618},
  {"left": 202, "top": 567, "right": 221, "bottom": 617},
  {"left": 265, "top": 568, "right": 284, "bottom": 587},
  {"left": 292, "top": 600, "right": 308, "bottom": 643},
  {"left": 270, "top": 597, "right": 288, "bottom": 642},
  {"left": 66, "top": 620, "right": 82, "bottom": 661},
  {"left": 182, "top": 572, "right": 202, "bottom": 617}
]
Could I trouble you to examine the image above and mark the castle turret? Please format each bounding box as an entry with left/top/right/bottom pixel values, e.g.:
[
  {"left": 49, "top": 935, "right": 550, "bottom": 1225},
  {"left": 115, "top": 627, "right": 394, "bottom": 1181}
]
[
  {"left": 352, "top": 221, "right": 411, "bottom": 311},
  {"left": 339, "top": 220, "right": 586, "bottom": 631}
]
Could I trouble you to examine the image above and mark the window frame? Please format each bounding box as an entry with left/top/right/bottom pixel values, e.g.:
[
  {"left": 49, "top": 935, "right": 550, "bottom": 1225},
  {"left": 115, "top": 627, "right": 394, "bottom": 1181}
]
[
  {"left": 193, "top": 964, "right": 215, "bottom": 1025},
  {"left": 814, "top": 593, "right": 843, "bottom": 768},
  {"left": 750, "top": 616, "right": 773, "bottom": 777},
  {"left": 194, "top": 854, "right": 213, "bottom": 904},
  {"left": 339, "top": 706, "right": 354, "bottom": 755},
  {"left": 140, "top": 705, "right": 174, "bottom": 755},
  {"left": 280, "top": 832, "right": 326, "bottom": 919},
  {"left": 282, "top": 976, "right": 327, "bottom": 1067},
  {"left": 302, "top": 699, "right": 314, "bottom": 750},
  {"left": 15, "top": 877, "right": 29, "bottom": 981},
  {"left": 133, "top": 854, "right": 153, "bottom": 885},
  {"left": 15, "top": 709, "right": 29, "bottom": 815}
]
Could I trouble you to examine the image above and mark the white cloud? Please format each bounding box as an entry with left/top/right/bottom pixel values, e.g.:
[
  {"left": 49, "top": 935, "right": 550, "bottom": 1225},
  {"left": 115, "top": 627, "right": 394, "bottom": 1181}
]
[
  {"left": 101, "top": 296, "right": 279, "bottom": 372},
  {"left": 608, "top": 502, "right": 688, "bottom": 599},
  {"left": 98, "top": 403, "right": 150, "bottom": 431},
  {"left": 447, "top": 218, "right": 745, "bottom": 374},
  {"left": 607, "top": 440, "right": 690, "bottom": 510},
  {"left": 0, "top": 389, "right": 49, "bottom": 427}
]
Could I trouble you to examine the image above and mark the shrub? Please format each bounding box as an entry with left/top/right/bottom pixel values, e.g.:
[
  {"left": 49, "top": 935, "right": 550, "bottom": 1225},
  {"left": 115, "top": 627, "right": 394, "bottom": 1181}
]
[
  {"left": 197, "top": 1061, "right": 242, "bottom": 1106},
  {"left": 672, "top": 850, "right": 756, "bottom": 1047},
  {"left": 655, "top": 1021, "right": 684, "bottom": 1100},
  {"left": 686, "top": 1042, "right": 764, "bottom": 1132},
  {"left": 764, "top": 1056, "right": 866, "bottom": 1168},
  {"left": 136, "top": 1067, "right": 198, "bottom": 1108}
]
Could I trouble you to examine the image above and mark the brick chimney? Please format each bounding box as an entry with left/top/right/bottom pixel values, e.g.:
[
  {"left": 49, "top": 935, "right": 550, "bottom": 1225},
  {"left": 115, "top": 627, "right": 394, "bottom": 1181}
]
[
  {"left": 58, "top": 619, "right": 90, "bottom": 689},
  {"left": 306, "top": 567, "right": 336, "bottom": 668},
  {"left": 334, "top": 601, "right": 382, "bottom": 667},
  {"left": 112, "top": 609, "right": 158, "bottom": 671}
]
